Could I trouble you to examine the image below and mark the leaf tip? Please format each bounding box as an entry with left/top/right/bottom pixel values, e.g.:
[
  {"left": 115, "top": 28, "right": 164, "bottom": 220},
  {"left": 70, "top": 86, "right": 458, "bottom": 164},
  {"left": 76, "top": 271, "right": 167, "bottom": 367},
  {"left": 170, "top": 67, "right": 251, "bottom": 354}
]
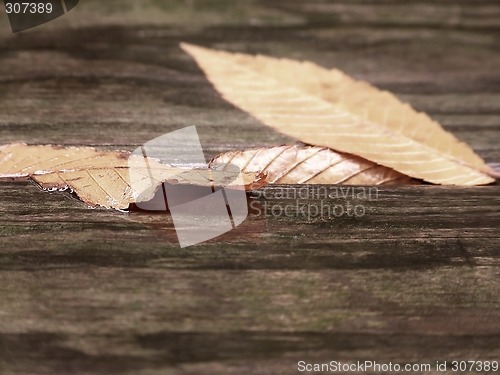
[
  {"left": 487, "top": 163, "right": 500, "bottom": 180},
  {"left": 180, "top": 42, "right": 203, "bottom": 55}
]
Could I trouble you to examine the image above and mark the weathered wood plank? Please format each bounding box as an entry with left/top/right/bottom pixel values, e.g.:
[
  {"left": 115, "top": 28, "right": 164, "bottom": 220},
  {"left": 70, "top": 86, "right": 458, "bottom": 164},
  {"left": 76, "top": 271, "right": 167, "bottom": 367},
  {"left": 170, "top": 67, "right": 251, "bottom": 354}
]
[{"left": 0, "top": 1, "right": 499, "bottom": 374}]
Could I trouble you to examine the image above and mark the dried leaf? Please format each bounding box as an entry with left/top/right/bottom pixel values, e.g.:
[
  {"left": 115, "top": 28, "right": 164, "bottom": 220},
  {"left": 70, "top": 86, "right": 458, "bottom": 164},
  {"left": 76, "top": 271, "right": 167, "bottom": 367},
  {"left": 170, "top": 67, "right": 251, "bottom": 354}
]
[
  {"left": 211, "top": 144, "right": 416, "bottom": 185},
  {"left": 0, "top": 143, "right": 265, "bottom": 210},
  {"left": 182, "top": 43, "right": 497, "bottom": 186}
]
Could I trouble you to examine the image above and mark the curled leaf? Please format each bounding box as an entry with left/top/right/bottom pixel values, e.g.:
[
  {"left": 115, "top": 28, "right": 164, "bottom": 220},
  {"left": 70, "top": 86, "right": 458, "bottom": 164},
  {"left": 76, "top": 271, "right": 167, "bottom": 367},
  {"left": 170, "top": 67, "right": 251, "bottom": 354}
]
[
  {"left": 0, "top": 143, "right": 265, "bottom": 210},
  {"left": 211, "top": 144, "right": 416, "bottom": 185}
]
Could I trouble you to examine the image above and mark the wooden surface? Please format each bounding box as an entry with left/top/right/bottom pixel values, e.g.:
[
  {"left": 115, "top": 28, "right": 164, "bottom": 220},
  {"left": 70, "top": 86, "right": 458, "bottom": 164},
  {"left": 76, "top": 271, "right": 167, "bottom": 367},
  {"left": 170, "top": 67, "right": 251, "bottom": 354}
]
[{"left": 0, "top": 1, "right": 499, "bottom": 374}]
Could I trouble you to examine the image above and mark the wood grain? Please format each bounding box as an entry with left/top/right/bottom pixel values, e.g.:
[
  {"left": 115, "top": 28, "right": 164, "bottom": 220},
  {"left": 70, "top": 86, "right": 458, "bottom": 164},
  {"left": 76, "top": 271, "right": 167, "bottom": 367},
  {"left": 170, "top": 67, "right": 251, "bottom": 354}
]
[{"left": 0, "top": 1, "right": 499, "bottom": 374}]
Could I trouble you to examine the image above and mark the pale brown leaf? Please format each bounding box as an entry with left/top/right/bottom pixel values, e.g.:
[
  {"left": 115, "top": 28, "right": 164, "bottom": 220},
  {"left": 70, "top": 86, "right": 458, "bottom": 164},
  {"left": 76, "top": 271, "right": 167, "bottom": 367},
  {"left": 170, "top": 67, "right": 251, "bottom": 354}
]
[
  {"left": 182, "top": 43, "right": 497, "bottom": 186},
  {"left": 211, "top": 144, "right": 416, "bottom": 185},
  {"left": 0, "top": 143, "right": 265, "bottom": 210}
]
